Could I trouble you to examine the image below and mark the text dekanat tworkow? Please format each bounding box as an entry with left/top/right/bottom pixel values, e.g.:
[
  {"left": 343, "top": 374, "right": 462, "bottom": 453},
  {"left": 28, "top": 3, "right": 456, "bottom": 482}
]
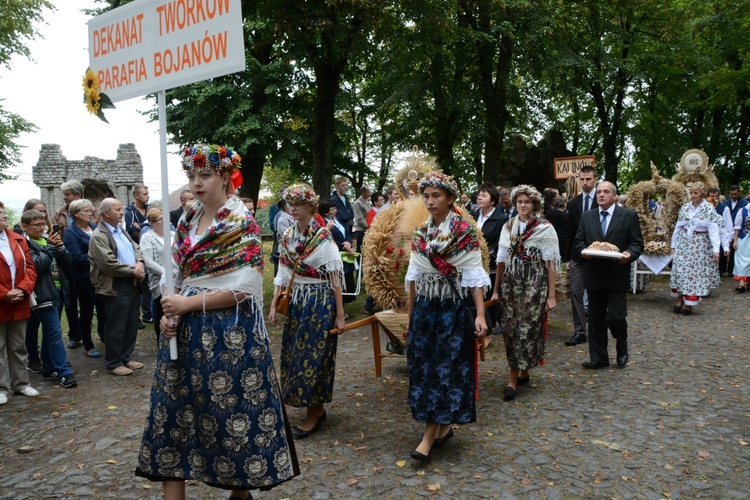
[{"left": 91, "top": 0, "right": 233, "bottom": 93}]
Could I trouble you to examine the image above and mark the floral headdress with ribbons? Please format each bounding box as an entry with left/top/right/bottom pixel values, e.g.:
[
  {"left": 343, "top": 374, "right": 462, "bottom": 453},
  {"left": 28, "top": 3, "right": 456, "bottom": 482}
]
[
  {"left": 283, "top": 183, "right": 319, "bottom": 206},
  {"left": 417, "top": 171, "right": 459, "bottom": 198},
  {"left": 510, "top": 184, "right": 542, "bottom": 213},
  {"left": 181, "top": 144, "right": 242, "bottom": 176}
]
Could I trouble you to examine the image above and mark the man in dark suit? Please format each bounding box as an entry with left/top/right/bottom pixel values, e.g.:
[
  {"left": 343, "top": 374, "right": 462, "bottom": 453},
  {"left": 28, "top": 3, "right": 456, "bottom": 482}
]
[
  {"left": 169, "top": 189, "right": 194, "bottom": 228},
  {"left": 564, "top": 165, "right": 598, "bottom": 346},
  {"left": 574, "top": 181, "right": 643, "bottom": 369},
  {"left": 497, "top": 186, "right": 517, "bottom": 219},
  {"left": 331, "top": 177, "right": 354, "bottom": 240}
]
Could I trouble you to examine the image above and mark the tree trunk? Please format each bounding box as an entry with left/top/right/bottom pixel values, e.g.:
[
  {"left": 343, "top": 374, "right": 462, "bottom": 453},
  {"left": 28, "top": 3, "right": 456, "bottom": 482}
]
[
  {"left": 311, "top": 62, "right": 343, "bottom": 197},
  {"left": 479, "top": 34, "right": 512, "bottom": 185}
]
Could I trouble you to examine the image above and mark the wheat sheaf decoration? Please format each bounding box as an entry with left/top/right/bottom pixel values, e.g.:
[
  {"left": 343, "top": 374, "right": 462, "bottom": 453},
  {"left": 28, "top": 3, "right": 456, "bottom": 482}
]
[
  {"left": 362, "top": 194, "right": 489, "bottom": 314},
  {"left": 624, "top": 161, "right": 689, "bottom": 255}
]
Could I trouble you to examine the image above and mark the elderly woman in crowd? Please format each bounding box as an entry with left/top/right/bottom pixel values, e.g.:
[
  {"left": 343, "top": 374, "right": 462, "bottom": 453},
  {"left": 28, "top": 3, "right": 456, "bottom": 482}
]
[
  {"left": 63, "top": 199, "right": 103, "bottom": 358},
  {"left": 492, "top": 185, "right": 558, "bottom": 402},
  {"left": 136, "top": 145, "right": 298, "bottom": 499},
  {"left": 269, "top": 184, "right": 346, "bottom": 439},
  {"left": 139, "top": 207, "right": 171, "bottom": 342},
  {"left": 670, "top": 181, "right": 729, "bottom": 315},
  {"left": 0, "top": 201, "right": 39, "bottom": 405},
  {"left": 405, "top": 172, "right": 490, "bottom": 462}
]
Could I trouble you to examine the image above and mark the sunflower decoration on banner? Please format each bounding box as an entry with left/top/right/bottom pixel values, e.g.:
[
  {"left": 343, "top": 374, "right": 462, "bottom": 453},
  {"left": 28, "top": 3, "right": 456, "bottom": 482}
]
[{"left": 82, "top": 68, "right": 115, "bottom": 123}]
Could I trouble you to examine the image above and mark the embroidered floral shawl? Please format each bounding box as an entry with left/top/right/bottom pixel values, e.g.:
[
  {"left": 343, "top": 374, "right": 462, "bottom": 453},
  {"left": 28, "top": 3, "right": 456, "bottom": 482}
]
[
  {"left": 171, "top": 196, "right": 264, "bottom": 301},
  {"left": 497, "top": 215, "right": 560, "bottom": 274},
  {"left": 273, "top": 217, "right": 344, "bottom": 302},
  {"left": 405, "top": 210, "right": 490, "bottom": 299}
]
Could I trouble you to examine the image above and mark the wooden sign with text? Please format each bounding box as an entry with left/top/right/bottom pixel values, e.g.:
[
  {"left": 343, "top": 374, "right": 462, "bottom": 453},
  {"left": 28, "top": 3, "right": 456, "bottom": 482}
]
[{"left": 553, "top": 155, "right": 596, "bottom": 180}]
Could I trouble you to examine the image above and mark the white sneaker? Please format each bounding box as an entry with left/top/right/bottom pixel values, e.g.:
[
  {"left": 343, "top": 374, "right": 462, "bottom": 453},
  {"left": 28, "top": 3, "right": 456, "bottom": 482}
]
[
  {"left": 0, "top": 393, "right": 7, "bottom": 405},
  {"left": 19, "top": 386, "right": 39, "bottom": 397}
]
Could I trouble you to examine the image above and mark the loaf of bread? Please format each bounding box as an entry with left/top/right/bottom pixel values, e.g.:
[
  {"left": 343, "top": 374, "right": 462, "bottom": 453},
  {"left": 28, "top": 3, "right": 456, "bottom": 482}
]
[{"left": 587, "top": 241, "right": 620, "bottom": 252}]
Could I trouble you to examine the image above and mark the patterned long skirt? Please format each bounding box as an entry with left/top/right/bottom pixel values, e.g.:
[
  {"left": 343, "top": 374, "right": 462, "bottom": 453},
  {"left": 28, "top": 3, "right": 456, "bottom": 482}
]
[
  {"left": 135, "top": 298, "right": 298, "bottom": 490},
  {"left": 670, "top": 230, "right": 720, "bottom": 297},
  {"left": 280, "top": 284, "right": 338, "bottom": 407},
  {"left": 500, "top": 260, "right": 548, "bottom": 370},
  {"left": 407, "top": 295, "right": 476, "bottom": 425}
]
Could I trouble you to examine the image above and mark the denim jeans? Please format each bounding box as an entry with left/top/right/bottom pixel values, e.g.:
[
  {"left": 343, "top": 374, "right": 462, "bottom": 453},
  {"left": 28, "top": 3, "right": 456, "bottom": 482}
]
[
  {"left": 25, "top": 288, "right": 64, "bottom": 362},
  {"left": 32, "top": 305, "right": 73, "bottom": 378}
]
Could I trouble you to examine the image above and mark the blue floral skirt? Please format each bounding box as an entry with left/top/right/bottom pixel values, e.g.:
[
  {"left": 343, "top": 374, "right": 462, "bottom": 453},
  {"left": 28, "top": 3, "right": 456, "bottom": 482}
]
[
  {"left": 135, "top": 298, "right": 298, "bottom": 490},
  {"left": 280, "top": 284, "right": 338, "bottom": 407},
  {"left": 407, "top": 295, "right": 476, "bottom": 425}
]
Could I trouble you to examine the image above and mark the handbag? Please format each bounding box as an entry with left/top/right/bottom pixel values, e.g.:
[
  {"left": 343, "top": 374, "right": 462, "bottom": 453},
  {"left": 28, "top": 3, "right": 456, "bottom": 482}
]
[
  {"left": 446, "top": 277, "right": 491, "bottom": 338},
  {"left": 275, "top": 258, "right": 298, "bottom": 316}
]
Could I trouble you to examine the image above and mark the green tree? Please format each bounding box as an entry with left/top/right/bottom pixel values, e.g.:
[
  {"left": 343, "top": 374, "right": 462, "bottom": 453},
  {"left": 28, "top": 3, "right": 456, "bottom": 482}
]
[{"left": 0, "top": 0, "right": 54, "bottom": 181}]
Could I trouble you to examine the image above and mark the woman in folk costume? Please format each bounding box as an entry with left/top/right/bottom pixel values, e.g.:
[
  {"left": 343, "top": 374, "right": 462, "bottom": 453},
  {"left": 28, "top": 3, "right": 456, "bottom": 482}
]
[
  {"left": 670, "top": 181, "right": 729, "bottom": 315},
  {"left": 405, "top": 172, "right": 490, "bottom": 462},
  {"left": 269, "top": 184, "right": 346, "bottom": 439},
  {"left": 733, "top": 204, "right": 750, "bottom": 292},
  {"left": 491, "top": 185, "right": 559, "bottom": 402},
  {"left": 136, "top": 145, "right": 298, "bottom": 499}
]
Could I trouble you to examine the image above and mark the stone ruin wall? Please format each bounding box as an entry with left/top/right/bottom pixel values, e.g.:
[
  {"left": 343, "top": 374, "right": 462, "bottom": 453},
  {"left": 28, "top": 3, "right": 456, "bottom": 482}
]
[{"left": 32, "top": 143, "right": 144, "bottom": 212}]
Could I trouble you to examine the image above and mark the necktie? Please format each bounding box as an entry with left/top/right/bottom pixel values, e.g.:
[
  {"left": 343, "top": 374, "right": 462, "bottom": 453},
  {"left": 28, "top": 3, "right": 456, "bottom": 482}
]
[
  {"left": 584, "top": 195, "right": 590, "bottom": 212},
  {"left": 600, "top": 211, "right": 609, "bottom": 235}
]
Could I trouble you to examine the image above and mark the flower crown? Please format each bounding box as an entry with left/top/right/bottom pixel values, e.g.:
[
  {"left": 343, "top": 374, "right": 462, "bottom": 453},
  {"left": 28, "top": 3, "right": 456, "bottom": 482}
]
[
  {"left": 686, "top": 181, "right": 707, "bottom": 193},
  {"left": 283, "top": 183, "right": 319, "bottom": 206},
  {"left": 510, "top": 184, "right": 542, "bottom": 209},
  {"left": 417, "top": 171, "right": 459, "bottom": 197},
  {"left": 181, "top": 144, "right": 242, "bottom": 175}
]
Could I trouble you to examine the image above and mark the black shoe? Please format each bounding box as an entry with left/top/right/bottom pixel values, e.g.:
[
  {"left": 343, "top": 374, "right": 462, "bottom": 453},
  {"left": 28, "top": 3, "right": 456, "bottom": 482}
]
[
  {"left": 137, "top": 321, "right": 146, "bottom": 330},
  {"left": 503, "top": 386, "right": 517, "bottom": 401},
  {"left": 616, "top": 355, "right": 629, "bottom": 367},
  {"left": 60, "top": 375, "right": 78, "bottom": 388},
  {"left": 582, "top": 360, "right": 610, "bottom": 370},
  {"left": 292, "top": 411, "right": 326, "bottom": 439},
  {"left": 565, "top": 333, "right": 587, "bottom": 346},
  {"left": 26, "top": 359, "right": 43, "bottom": 374},
  {"left": 517, "top": 376, "right": 530, "bottom": 386},
  {"left": 433, "top": 428, "right": 454, "bottom": 448},
  {"left": 410, "top": 449, "right": 430, "bottom": 462},
  {"left": 682, "top": 306, "right": 693, "bottom": 315},
  {"left": 67, "top": 340, "right": 81, "bottom": 349},
  {"left": 673, "top": 304, "right": 683, "bottom": 313},
  {"left": 42, "top": 371, "right": 61, "bottom": 381},
  {"left": 736, "top": 286, "right": 746, "bottom": 294}
]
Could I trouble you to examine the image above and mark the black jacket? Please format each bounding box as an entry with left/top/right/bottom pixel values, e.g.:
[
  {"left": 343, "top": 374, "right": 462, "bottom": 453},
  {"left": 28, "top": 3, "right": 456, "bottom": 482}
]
[
  {"left": 26, "top": 238, "right": 72, "bottom": 308},
  {"left": 573, "top": 205, "right": 643, "bottom": 291},
  {"left": 471, "top": 207, "right": 507, "bottom": 270},
  {"left": 566, "top": 191, "right": 598, "bottom": 262}
]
